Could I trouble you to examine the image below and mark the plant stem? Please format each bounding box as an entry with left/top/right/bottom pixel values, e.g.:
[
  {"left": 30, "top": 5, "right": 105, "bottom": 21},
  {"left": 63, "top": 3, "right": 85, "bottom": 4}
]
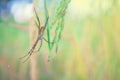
[{"left": 44, "top": 0, "right": 51, "bottom": 50}]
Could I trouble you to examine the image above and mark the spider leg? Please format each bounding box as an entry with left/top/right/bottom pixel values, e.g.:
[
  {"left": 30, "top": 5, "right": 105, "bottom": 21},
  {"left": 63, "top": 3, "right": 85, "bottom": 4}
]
[
  {"left": 19, "top": 48, "right": 33, "bottom": 59},
  {"left": 34, "top": 8, "right": 41, "bottom": 35},
  {"left": 34, "top": 7, "right": 41, "bottom": 35},
  {"left": 35, "top": 20, "right": 41, "bottom": 35},
  {"left": 19, "top": 45, "right": 35, "bottom": 63},
  {"left": 44, "top": 16, "right": 49, "bottom": 28},
  {"left": 19, "top": 37, "right": 39, "bottom": 63},
  {"left": 43, "top": 37, "right": 54, "bottom": 44},
  {"left": 34, "top": 39, "right": 42, "bottom": 52},
  {"left": 21, "top": 49, "right": 34, "bottom": 63},
  {"left": 34, "top": 7, "right": 40, "bottom": 29}
]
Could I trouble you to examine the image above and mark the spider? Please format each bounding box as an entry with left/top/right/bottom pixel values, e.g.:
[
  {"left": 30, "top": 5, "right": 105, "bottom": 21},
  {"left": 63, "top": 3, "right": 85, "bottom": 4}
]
[{"left": 19, "top": 8, "right": 53, "bottom": 63}]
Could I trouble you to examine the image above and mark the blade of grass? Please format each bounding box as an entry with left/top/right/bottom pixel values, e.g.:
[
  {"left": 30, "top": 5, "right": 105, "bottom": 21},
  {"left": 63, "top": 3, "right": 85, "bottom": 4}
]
[{"left": 44, "top": 0, "right": 51, "bottom": 50}]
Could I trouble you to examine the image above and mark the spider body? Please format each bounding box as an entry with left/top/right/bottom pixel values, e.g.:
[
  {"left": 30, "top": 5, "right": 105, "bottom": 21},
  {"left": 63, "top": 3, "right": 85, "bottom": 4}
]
[
  {"left": 38, "top": 26, "right": 46, "bottom": 40},
  {"left": 20, "top": 8, "right": 50, "bottom": 63}
]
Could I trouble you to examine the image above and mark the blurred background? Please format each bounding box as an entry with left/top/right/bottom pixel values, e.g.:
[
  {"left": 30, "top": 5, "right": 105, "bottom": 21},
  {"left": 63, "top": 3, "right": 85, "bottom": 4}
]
[{"left": 0, "top": 0, "right": 120, "bottom": 80}]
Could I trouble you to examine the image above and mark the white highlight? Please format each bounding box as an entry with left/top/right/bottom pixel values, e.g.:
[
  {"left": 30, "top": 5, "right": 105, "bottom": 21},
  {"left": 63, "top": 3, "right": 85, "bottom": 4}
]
[{"left": 11, "top": 3, "right": 33, "bottom": 23}]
